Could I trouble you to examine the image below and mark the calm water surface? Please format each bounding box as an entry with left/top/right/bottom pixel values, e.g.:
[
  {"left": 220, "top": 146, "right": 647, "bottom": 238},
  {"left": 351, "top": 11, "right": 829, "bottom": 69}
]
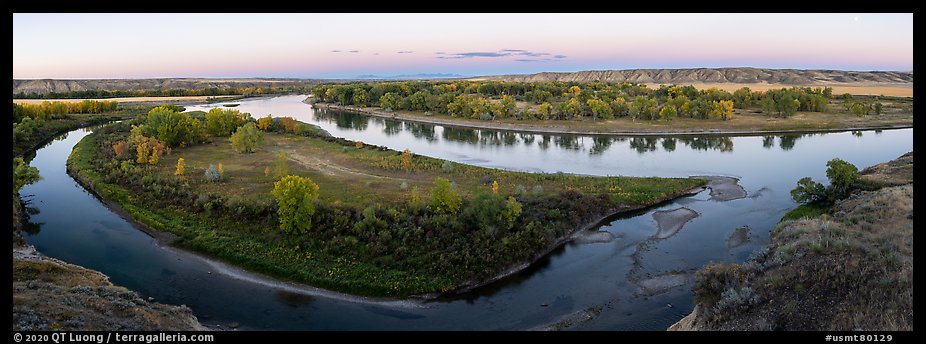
[{"left": 21, "top": 95, "right": 912, "bottom": 330}]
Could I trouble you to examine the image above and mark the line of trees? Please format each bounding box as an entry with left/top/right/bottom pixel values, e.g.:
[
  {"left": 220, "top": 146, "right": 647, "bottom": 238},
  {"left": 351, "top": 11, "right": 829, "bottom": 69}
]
[
  {"left": 13, "top": 100, "right": 119, "bottom": 122},
  {"left": 312, "top": 81, "right": 837, "bottom": 122},
  {"left": 13, "top": 85, "right": 312, "bottom": 100}
]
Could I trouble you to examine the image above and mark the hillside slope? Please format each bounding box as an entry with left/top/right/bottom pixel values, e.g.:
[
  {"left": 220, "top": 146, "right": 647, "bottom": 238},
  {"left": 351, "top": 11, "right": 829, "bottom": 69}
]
[
  {"left": 669, "top": 152, "right": 913, "bottom": 331},
  {"left": 12, "top": 78, "right": 327, "bottom": 95},
  {"left": 479, "top": 68, "right": 913, "bottom": 85}
]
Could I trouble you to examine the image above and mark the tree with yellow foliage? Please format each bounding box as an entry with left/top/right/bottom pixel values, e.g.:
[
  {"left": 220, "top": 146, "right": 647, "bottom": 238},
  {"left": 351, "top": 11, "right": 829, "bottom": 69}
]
[
  {"left": 401, "top": 148, "right": 413, "bottom": 172},
  {"left": 136, "top": 142, "right": 149, "bottom": 164},
  {"left": 175, "top": 157, "right": 185, "bottom": 176},
  {"left": 148, "top": 148, "right": 160, "bottom": 165},
  {"left": 491, "top": 180, "right": 500, "bottom": 194},
  {"left": 257, "top": 114, "right": 273, "bottom": 131}
]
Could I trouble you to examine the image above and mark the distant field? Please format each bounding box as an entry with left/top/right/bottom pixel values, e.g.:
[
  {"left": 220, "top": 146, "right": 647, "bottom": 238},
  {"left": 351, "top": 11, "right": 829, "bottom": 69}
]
[
  {"left": 644, "top": 83, "right": 913, "bottom": 97},
  {"left": 12, "top": 95, "right": 240, "bottom": 105}
]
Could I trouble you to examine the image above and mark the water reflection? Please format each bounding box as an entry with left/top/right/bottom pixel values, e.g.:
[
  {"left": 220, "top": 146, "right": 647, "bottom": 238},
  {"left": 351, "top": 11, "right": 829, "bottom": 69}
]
[{"left": 310, "top": 108, "right": 818, "bottom": 156}]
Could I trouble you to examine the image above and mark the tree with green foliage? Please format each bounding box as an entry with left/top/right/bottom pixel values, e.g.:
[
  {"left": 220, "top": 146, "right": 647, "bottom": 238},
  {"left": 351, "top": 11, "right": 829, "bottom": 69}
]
[
  {"left": 777, "top": 93, "right": 800, "bottom": 117},
  {"left": 825, "top": 158, "right": 858, "bottom": 200},
  {"left": 659, "top": 105, "right": 677, "bottom": 121},
  {"left": 849, "top": 102, "right": 867, "bottom": 117},
  {"left": 428, "top": 177, "right": 461, "bottom": 214},
  {"left": 205, "top": 108, "right": 248, "bottom": 137},
  {"left": 229, "top": 122, "right": 264, "bottom": 153},
  {"left": 13, "top": 157, "right": 40, "bottom": 194},
  {"left": 587, "top": 98, "right": 613, "bottom": 120},
  {"left": 537, "top": 103, "right": 552, "bottom": 120},
  {"left": 272, "top": 175, "right": 320, "bottom": 235},
  {"left": 142, "top": 107, "right": 194, "bottom": 147},
  {"left": 379, "top": 92, "right": 400, "bottom": 110},
  {"left": 791, "top": 158, "right": 859, "bottom": 205},
  {"left": 732, "top": 87, "right": 754, "bottom": 109},
  {"left": 790, "top": 177, "right": 827, "bottom": 204}
]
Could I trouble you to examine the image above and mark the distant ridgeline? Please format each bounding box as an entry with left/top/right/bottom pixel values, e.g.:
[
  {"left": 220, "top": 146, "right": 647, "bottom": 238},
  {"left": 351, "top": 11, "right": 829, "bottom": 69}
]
[
  {"left": 13, "top": 86, "right": 312, "bottom": 99},
  {"left": 12, "top": 78, "right": 329, "bottom": 99}
]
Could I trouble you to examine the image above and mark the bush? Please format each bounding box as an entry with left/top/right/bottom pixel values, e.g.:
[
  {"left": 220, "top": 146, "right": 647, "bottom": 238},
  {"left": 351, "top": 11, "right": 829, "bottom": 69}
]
[
  {"left": 694, "top": 263, "right": 745, "bottom": 307},
  {"left": 428, "top": 177, "right": 461, "bottom": 215},
  {"left": 204, "top": 164, "right": 222, "bottom": 182},
  {"left": 441, "top": 160, "right": 454, "bottom": 173}
]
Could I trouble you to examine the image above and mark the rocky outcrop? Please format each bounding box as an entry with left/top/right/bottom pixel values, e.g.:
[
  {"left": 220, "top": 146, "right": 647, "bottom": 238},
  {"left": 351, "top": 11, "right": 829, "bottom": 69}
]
[
  {"left": 479, "top": 68, "right": 913, "bottom": 85},
  {"left": 670, "top": 152, "right": 913, "bottom": 331},
  {"left": 12, "top": 245, "right": 206, "bottom": 331}
]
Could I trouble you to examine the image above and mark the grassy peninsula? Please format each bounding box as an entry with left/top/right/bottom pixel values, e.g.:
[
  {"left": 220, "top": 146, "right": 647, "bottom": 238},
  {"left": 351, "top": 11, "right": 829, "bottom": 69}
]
[{"left": 67, "top": 106, "right": 704, "bottom": 297}]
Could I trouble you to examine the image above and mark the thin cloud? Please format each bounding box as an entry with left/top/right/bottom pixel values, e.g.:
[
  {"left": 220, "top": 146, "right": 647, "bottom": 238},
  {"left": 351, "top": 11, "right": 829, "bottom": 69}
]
[
  {"left": 435, "top": 49, "right": 564, "bottom": 60},
  {"left": 397, "top": 50, "right": 414, "bottom": 54},
  {"left": 348, "top": 50, "right": 360, "bottom": 53},
  {"left": 330, "top": 50, "right": 341, "bottom": 53}
]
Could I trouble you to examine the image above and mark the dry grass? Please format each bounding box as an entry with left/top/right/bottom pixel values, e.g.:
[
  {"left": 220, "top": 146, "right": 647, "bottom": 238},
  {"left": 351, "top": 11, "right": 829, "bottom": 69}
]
[
  {"left": 688, "top": 153, "right": 913, "bottom": 331},
  {"left": 12, "top": 255, "right": 205, "bottom": 330}
]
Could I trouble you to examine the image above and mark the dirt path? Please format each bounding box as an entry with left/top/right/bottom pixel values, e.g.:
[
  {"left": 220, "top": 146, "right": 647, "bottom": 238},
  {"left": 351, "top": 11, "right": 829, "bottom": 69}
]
[{"left": 284, "top": 150, "right": 407, "bottom": 182}]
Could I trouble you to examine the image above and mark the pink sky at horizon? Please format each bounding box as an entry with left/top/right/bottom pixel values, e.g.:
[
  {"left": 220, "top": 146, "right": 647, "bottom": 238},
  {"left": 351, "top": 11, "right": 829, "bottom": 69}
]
[{"left": 13, "top": 13, "right": 913, "bottom": 79}]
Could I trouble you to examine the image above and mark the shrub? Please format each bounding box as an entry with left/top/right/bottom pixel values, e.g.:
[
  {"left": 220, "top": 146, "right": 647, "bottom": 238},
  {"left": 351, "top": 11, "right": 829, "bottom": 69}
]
[
  {"left": 204, "top": 164, "right": 222, "bottom": 182},
  {"left": 428, "top": 177, "right": 461, "bottom": 214},
  {"left": 441, "top": 160, "right": 454, "bottom": 173}
]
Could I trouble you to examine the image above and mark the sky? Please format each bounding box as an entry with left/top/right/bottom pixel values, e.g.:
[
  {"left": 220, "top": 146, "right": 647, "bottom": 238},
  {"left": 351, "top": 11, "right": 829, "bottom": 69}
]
[{"left": 12, "top": 13, "right": 913, "bottom": 79}]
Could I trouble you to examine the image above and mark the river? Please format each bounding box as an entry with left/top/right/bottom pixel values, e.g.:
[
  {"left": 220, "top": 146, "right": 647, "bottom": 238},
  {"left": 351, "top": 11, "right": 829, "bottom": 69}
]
[{"left": 20, "top": 95, "right": 913, "bottom": 330}]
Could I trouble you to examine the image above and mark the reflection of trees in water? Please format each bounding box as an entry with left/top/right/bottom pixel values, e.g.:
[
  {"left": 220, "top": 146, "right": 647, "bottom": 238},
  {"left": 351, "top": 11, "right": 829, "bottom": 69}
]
[
  {"left": 680, "top": 137, "right": 734, "bottom": 152},
  {"left": 442, "top": 126, "right": 478, "bottom": 144},
  {"left": 590, "top": 136, "right": 615, "bottom": 155},
  {"left": 406, "top": 122, "right": 436, "bottom": 142},
  {"left": 762, "top": 136, "right": 776, "bottom": 149},
  {"left": 20, "top": 205, "right": 42, "bottom": 236},
  {"left": 479, "top": 130, "right": 502, "bottom": 146},
  {"left": 519, "top": 133, "right": 535, "bottom": 145},
  {"left": 538, "top": 135, "right": 551, "bottom": 150},
  {"left": 314, "top": 110, "right": 369, "bottom": 131},
  {"left": 382, "top": 120, "right": 403, "bottom": 136},
  {"left": 629, "top": 137, "right": 659, "bottom": 153},
  {"left": 501, "top": 132, "right": 518, "bottom": 146},
  {"left": 661, "top": 137, "right": 677, "bottom": 152},
  {"left": 554, "top": 135, "right": 582, "bottom": 150},
  {"left": 852, "top": 130, "right": 863, "bottom": 137},
  {"left": 779, "top": 135, "right": 798, "bottom": 151}
]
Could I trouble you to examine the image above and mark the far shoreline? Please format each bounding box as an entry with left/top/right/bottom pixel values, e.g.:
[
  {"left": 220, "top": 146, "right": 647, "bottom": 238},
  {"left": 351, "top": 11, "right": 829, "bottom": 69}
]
[{"left": 313, "top": 102, "right": 913, "bottom": 137}]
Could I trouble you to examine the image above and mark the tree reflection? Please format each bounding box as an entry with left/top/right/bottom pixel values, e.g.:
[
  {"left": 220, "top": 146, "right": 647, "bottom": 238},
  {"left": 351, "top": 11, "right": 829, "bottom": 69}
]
[
  {"left": 590, "top": 136, "right": 614, "bottom": 155},
  {"left": 519, "top": 133, "right": 535, "bottom": 145},
  {"left": 382, "top": 120, "right": 402, "bottom": 136},
  {"left": 406, "top": 122, "right": 436, "bottom": 142},
  {"left": 779, "top": 134, "right": 798, "bottom": 151},
  {"left": 442, "top": 127, "right": 478, "bottom": 144},
  {"left": 661, "top": 138, "right": 677, "bottom": 152},
  {"left": 762, "top": 136, "right": 776, "bottom": 149},
  {"left": 629, "top": 137, "right": 658, "bottom": 153}
]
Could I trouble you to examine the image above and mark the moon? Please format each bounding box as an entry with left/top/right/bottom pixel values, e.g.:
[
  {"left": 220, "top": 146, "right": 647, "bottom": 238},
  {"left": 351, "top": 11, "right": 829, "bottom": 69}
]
[{"left": 854, "top": 16, "right": 859, "bottom": 22}]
